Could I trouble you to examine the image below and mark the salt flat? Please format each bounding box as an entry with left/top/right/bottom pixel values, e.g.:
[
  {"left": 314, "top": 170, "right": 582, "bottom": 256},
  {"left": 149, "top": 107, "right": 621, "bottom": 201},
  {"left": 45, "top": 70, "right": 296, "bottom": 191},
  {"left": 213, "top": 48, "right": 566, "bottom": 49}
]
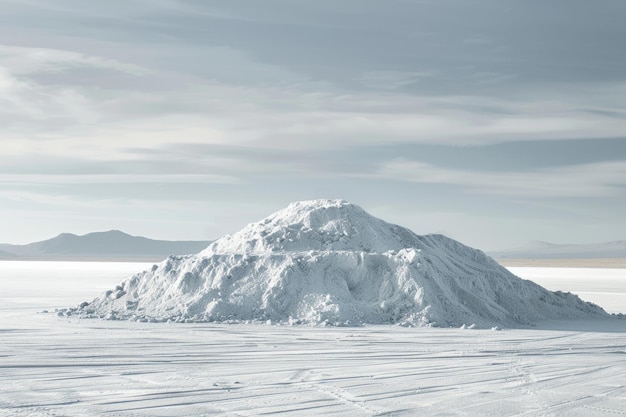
[
  {"left": 508, "top": 267, "right": 626, "bottom": 315},
  {"left": 0, "top": 261, "right": 625, "bottom": 416}
]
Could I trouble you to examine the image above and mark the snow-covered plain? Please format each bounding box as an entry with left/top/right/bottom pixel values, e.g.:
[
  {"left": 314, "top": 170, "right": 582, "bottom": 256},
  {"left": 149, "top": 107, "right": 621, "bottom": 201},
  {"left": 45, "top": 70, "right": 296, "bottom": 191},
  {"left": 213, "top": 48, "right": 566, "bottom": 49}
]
[
  {"left": 1, "top": 261, "right": 625, "bottom": 416},
  {"left": 508, "top": 267, "right": 626, "bottom": 315}
]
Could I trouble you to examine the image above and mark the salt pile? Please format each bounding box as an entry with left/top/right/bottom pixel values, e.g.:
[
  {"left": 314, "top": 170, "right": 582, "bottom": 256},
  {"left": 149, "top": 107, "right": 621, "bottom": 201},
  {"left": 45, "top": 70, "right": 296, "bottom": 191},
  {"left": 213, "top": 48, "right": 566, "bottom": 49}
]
[{"left": 64, "top": 199, "right": 608, "bottom": 327}]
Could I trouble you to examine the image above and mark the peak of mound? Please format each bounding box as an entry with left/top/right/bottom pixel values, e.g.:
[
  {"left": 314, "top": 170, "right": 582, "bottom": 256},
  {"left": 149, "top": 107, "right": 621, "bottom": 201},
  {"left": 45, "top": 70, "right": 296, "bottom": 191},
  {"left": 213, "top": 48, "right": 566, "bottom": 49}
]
[
  {"left": 203, "top": 199, "right": 419, "bottom": 255},
  {"left": 64, "top": 200, "right": 610, "bottom": 328}
]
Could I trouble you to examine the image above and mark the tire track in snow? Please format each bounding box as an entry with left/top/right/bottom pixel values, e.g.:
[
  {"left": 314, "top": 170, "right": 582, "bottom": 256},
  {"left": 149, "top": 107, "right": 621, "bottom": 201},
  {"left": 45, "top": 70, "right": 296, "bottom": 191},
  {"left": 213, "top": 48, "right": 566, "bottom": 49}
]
[{"left": 287, "top": 369, "right": 390, "bottom": 416}]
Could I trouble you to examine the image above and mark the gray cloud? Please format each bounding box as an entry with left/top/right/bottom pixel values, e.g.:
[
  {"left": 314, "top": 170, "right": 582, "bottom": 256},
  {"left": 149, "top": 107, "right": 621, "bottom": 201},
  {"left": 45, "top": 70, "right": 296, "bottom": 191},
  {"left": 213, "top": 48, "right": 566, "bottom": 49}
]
[
  {"left": 0, "top": 173, "right": 240, "bottom": 186},
  {"left": 374, "top": 159, "right": 626, "bottom": 198},
  {"left": 1, "top": 0, "right": 626, "bottom": 248}
]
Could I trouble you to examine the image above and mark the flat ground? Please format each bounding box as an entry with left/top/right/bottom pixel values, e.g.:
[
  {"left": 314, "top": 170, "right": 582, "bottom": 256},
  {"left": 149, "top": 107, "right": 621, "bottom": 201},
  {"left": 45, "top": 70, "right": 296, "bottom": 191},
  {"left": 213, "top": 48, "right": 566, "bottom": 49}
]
[
  {"left": 1, "top": 261, "right": 625, "bottom": 416},
  {"left": 496, "top": 258, "right": 626, "bottom": 268},
  {"left": 1, "top": 313, "right": 626, "bottom": 417}
]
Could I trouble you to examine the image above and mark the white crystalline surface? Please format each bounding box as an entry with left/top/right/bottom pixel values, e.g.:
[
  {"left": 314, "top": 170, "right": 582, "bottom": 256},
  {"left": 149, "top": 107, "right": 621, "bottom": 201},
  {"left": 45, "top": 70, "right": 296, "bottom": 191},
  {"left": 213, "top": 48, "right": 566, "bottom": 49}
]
[
  {"left": 4, "top": 261, "right": 625, "bottom": 417},
  {"left": 65, "top": 199, "right": 608, "bottom": 327}
]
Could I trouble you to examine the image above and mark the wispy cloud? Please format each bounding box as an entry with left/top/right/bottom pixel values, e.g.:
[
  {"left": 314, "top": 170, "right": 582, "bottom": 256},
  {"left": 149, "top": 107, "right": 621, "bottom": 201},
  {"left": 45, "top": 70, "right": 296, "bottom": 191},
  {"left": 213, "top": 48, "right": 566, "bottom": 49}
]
[
  {"left": 356, "top": 70, "right": 433, "bottom": 90},
  {"left": 0, "top": 44, "right": 146, "bottom": 75},
  {"left": 0, "top": 173, "right": 240, "bottom": 185},
  {"left": 2, "top": 36, "right": 626, "bottom": 167},
  {"left": 374, "top": 159, "right": 626, "bottom": 198}
]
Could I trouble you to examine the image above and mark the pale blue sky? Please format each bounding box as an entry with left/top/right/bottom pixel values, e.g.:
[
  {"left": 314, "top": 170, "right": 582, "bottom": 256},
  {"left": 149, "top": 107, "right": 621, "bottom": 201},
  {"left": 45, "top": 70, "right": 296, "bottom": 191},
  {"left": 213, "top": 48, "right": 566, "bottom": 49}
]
[{"left": 1, "top": 0, "right": 625, "bottom": 250}]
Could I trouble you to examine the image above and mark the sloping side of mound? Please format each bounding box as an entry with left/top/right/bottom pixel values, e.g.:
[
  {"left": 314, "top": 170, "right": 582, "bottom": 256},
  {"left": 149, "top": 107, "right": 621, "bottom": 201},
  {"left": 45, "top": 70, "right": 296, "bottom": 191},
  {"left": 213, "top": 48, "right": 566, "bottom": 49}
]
[{"left": 64, "top": 233, "right": 608, "bottom": 327}]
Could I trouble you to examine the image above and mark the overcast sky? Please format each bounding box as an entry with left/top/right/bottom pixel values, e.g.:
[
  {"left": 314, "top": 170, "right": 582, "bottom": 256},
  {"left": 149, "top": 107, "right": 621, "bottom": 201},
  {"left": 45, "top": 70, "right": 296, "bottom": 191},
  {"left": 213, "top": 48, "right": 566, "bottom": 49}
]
[{"left": 1, "top": 0, "right": 626, "bottom": 250}]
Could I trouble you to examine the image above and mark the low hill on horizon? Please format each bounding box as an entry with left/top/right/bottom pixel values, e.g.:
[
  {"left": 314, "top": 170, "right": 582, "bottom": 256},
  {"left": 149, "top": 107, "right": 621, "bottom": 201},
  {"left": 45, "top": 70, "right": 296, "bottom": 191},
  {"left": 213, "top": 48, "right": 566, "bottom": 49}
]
[{"left": 0, "top": 230, "right": 212, "bottom": 261}]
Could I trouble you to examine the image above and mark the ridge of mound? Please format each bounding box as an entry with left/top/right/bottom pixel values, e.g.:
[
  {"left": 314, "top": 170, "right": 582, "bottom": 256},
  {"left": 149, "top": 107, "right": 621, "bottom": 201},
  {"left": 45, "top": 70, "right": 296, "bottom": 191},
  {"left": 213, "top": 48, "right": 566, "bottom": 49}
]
[{"left": 63, "top": 200, "right": 609, "bottom": 327}]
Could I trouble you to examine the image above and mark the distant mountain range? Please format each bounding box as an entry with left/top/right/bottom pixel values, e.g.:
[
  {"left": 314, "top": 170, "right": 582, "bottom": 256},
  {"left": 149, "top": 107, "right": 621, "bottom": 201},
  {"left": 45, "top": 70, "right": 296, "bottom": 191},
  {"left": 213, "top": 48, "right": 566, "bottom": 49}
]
[
  {"left": 489, "top": 240, "right": 626, "bottom": 260},
  {"left": 0, "top": 230, "right": 212, "bottom": 261},
  {"left": 2, "top": 231, "right": 623, "bottom": 262}
]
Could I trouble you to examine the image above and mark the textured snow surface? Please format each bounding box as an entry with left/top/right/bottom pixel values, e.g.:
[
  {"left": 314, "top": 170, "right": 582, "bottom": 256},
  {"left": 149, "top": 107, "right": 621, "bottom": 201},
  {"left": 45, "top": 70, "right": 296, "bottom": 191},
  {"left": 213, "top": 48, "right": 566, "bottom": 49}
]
[
  {"left": 3, "top": 315, "right": 626, "bottom": 417},
  {"left": 4, "top": 262, "right": 625, "bottom": 417},
  {"left": 64, "top": 199, "right": 608, "bottom": 327}
]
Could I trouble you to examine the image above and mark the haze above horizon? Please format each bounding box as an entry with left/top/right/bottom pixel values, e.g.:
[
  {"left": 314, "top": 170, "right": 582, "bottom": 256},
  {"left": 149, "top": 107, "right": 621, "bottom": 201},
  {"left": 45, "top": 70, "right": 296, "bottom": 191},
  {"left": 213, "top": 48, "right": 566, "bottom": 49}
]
[{"left": 1, "top": 1, "right": 625, "bottom": 251}]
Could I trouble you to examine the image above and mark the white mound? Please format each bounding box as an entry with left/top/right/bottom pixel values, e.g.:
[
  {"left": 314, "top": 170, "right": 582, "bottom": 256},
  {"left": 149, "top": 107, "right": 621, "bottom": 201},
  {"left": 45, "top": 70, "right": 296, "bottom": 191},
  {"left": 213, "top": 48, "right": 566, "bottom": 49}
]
[{"left": 64, "top": 199, "right": 608, "bottom": 327}]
